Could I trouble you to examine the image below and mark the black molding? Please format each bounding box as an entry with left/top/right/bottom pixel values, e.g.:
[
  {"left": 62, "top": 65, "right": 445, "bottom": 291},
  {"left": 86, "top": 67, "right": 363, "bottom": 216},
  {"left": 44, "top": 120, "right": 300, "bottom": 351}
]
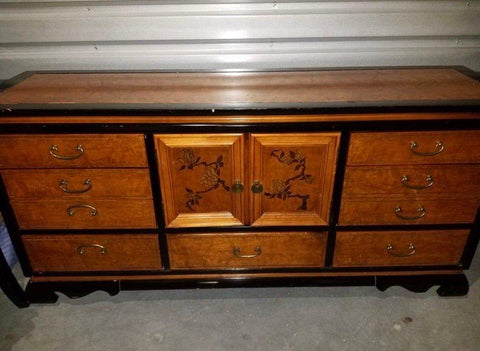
[
  {"left": 0, "top": 173, "right": 32, "bottom": 276},
  {"left": 461, "top": 207, "right": 480, "bottom": 269},
  {"left": 144, "top": 133, "right": 170, "bottom": 269},
  {"left": 1, "top": 119, "right": 480, "bottom": 136},
  {"left": 325, "top": 131, "right": 351, "bottom": 266},
  {"left": 0, "top": 246, "right": 29, "bottom": 308},
  {"left": 31, "top": 264, "right": 462, "bottom": 277}
]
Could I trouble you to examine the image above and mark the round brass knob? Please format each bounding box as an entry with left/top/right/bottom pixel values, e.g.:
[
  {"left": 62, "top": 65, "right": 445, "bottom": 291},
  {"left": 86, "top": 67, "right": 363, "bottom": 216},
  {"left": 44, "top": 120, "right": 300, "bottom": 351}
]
[
  {"left": 231, "top": 180, "right": 244, "bottom": 194},
  {"left": 251, "top": 180, "right": 263, "bottom": 194}
]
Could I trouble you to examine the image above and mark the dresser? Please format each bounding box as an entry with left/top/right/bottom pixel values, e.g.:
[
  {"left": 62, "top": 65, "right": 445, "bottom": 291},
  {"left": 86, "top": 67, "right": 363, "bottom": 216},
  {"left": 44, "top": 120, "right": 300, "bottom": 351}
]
[{"left": 1, "top": 67, "right": 480, "bottom": 307}]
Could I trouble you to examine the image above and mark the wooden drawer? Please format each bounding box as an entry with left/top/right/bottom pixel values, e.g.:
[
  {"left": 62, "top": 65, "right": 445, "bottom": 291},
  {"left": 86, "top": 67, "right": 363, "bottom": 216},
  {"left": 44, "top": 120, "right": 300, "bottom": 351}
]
[
  {"left": 1, "top": 169, "right": 153, "bottom": 199},
  {"left": 11, "top": 199, "right": 156, "bottom": 229},
  {"left": 168, "top": 232, "right": 327, "bottom": 269},
  {"left": 339, "top": 199, "right": 479, "bottom": 225},
  {"left": 23, "top": 234, "right": 161, "bottom": 272},
  {"left": 0, "top": 134, "right": 148, "bottom": 168},
  {"left": 333, "top": 230, "right": 469, "bottom": 267},
  {"left": 342, "top": 165, "right": 480, "bottom": 197},
  {"left": 348, "top": 131, "right": 480, "bottom": 165}
]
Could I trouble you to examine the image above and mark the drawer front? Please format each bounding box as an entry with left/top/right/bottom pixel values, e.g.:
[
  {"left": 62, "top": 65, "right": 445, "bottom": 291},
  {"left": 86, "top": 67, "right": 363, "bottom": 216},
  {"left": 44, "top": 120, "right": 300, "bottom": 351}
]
[
  {"left": 334, "top": 230, "right": 469, "bottom": 267},
  {"left": 2, "top": 169, "right": 153, "bottom": 199},
  {"left": 11, "top": 199, "right": 156, "bottom": 229},
  {"left": 23, "top": 234, "right": 161, "bottom": 272},
  {"left": 0, "top": 134, "right": 148, "bottom": 168},
  {"left": 168, "top": 232, "right": 327, "bottom": 269},
  {"left": 342, "top": 165, "right": 480, "bottom": 197},
  {"left": 339, "top": 199, "right": 479, "bottom": 225},
  {"left": 348, "top": 131, "right": 480, "bottom": 165}
]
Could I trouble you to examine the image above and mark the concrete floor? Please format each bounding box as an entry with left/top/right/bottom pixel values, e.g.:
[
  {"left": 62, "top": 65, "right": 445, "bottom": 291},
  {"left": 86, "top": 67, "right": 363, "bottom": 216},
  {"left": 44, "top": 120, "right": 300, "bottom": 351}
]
[{"left": 1, "top": 252, "right": 480, "bottom": 351}]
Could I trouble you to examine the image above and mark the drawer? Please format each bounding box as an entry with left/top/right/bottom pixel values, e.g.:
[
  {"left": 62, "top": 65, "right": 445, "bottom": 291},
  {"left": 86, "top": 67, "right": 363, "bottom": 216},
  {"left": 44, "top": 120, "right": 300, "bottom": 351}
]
[
  {"left": 2, "top": 169, "right": 153, "bottom": 199},
  {"left": 23, "top": 234, "right": 161, "bottom": 272},
  {"left": 0, "top": 134, "right": 148, "bottom": 168},
  {"left": 348, "top": 131, "right": 480, "bottom": 165},
  {"left": 342, "top": 165, "right": 480, "bottom": 197},
  {"left": 333, "top": 230, "right": 469, "bottom": 267},
  {"left": 11, "top": 199, "right": 156, "bottom": 229},
  {"left": 167, "top": 232, "right": 327, "bottom": 269},
  {"left": 339, "top": 199, "right": 479, "bottom": 225}
]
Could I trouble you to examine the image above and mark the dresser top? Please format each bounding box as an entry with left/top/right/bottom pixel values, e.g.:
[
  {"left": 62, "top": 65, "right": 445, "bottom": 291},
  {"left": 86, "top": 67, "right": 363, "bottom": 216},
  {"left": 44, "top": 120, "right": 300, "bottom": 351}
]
[{"left": 1, "top": 68, "right": 480, "bottom": 111}]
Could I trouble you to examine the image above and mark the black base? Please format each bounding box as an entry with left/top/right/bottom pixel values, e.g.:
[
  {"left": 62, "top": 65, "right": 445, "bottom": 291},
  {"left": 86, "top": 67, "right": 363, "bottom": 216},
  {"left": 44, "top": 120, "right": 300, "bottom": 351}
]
[
  {"left": 26, "top": 281, "right": 120, "bottom": 304},
  {"left": 21, "top": 273, "right": 470, "bottom": 305},
  {"left": 376, "top": 274, "right": 469, "bottom": 296}
]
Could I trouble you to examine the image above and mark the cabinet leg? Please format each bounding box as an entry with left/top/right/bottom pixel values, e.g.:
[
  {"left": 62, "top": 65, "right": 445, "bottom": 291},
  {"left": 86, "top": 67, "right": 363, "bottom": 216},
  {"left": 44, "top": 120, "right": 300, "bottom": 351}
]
[
  {"left": 436, "top": 274, "right": 469, "bottom": 297},
  {"left": 376, "top": 274, "right": 469, "bottom": 296},
  {"left": 26, "top": 280, "right": 120, "bottom": 303},
  {"left": 25, "top": 282, "right": 59, "bottom": 304}
]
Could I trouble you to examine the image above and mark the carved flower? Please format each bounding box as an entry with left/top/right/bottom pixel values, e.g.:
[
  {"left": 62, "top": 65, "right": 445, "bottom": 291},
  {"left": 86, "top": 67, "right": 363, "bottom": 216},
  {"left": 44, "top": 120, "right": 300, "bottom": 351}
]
[
  {"left": 200, "top": 165, "right": 219, "bottom": 188},
  {"left": 272, "top": 179, "right": 288, "bottom": 193},
  {"left": 179, "top": 148, "right": 200, "bottom": 170}
]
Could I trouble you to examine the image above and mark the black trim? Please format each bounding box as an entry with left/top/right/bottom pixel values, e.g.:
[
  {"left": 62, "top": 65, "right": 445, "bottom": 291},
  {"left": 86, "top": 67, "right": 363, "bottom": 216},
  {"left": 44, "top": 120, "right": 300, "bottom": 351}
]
[
  {"left": 460, "top": 207, "right": 480, "bottom": 269},
  {"left": 0, "top": 173, "right": 32, "bottom": 276},
  {"left": 325, "top": 131, "right": 350, "bottom": 266},
  {"left": 31, "top": 264, "right": 462, "bottom": 277},
  {"left": 0, "top": 246, "right": 29, "bottom": 308},
  {"left": 1, "top": 105, "right": 480, "bottom": 118},
  {"left": 1, "top": 119, "right": 480, "bottom": 135},
  {"left": 144, "top": 133, "right": 170, "bottom": 269}
]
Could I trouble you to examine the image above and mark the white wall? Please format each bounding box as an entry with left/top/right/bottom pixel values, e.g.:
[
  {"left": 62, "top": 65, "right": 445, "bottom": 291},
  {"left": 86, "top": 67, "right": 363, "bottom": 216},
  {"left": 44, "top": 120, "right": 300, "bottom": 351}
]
[{"left": 0, "top": 0, "right": 479, "bottom": 79}]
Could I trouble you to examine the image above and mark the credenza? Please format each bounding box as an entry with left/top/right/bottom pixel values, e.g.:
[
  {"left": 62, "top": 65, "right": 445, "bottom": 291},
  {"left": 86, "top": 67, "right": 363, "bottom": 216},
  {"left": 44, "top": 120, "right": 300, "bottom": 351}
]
[{"left": 1, "top": 67, "right": 480, "bottom": 307}]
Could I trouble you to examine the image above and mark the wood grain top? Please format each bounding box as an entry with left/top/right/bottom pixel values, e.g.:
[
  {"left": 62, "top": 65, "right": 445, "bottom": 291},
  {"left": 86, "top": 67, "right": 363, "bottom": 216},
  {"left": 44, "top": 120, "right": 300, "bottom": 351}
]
[{"left": 1, "top": 69, "right": 480, "bottom": 107}]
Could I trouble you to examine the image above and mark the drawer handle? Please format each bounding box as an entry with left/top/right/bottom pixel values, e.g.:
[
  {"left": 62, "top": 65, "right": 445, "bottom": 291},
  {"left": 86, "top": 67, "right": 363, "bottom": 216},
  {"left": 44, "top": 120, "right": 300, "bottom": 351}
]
[
  {"left": 67, "top": 204, "right": 98, "bottom": 217},
  {"left": 386, "top": 243, "right": 416, "bottom": 257},
  {"left": 410, "top": 140, "right": 444, "bottom": 156},
  {"left": 49, "top": 144, "right": 84, "bottom": 160},
  {"left": 77, "top": 244, "right": 106, "bottom": 255},
  {"left": 251, "top": 180, "right": 263, "bottom": 194},
  {"left": 59, "top": 178, "right": 92, "bottom": 194},
  {"left": 233, "top": 246, "right": 262, "bottom": 258},
  {"left": 394, "top": 206, "right": 426, "bottom": 220},
  {"left": 401, "top": 175, "right": 434, "bottom": 190}
]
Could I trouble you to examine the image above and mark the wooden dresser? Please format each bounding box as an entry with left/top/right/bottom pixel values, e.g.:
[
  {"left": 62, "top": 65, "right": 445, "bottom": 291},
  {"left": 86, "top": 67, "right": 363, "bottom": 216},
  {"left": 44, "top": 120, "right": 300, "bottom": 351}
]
[{"left": 1, "top": 67, "right": 480, "bottom": 306}]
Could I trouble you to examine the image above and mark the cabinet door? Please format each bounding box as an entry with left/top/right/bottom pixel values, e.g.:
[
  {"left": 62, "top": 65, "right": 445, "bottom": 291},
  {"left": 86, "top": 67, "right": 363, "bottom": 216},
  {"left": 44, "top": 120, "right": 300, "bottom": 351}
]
[
  {"left": 155, "top": 134, "right": 245, "bottom": 227},
  {"left": 250, "top": 133, "right": 340, "bottom": 226}
]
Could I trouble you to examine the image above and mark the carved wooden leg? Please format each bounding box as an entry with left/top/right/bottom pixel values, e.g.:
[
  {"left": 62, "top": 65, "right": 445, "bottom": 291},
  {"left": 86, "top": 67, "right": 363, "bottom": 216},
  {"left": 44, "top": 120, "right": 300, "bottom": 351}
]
[
  {"left": 376, "top": 274, "right": 469, "bottom": 296},
  {"left": 26, "top": 280, "right": 120, "bottom": 303},
  {"left": 436, "top": 274, "right": 469, "bottom": 297},
  {"left": 25, "top": 282, "right": 59, "bottom": 304},
  {"left": 0, "top": 250, "right": 29, "bottom": 308}
]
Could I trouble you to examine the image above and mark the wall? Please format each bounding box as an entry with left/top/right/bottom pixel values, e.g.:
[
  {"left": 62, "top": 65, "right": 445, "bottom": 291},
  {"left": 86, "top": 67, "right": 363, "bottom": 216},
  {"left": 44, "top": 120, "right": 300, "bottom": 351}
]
[{"left": 0, "top": 0, "right": 479, "bottom": 79}]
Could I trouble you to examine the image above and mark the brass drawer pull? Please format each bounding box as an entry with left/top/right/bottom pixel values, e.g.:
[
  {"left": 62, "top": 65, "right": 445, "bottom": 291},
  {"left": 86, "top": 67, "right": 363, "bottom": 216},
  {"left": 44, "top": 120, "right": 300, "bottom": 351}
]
[
  {"left": 401, "top": 175, "right": 434, "bottom": 190},
  {"left": 394, "top": 206, "right": 426, "bottom": 220},
  {"left": 67, "top": 204, "right": 98, "bottom": 217},
  {"left": 59, "top": 178, "right": 92, "bottom": 194},
  {"left": 233, "top": 246, "right": 262, "bottom": 258},
  {"left": 231, "top": 180, "right": 244, "bottom": 194},
  {"left": 49, "top": 144, "right": 84, "bottom": 160},
  {"left": 410, "top": 140, "right": 444, "bottom": 156},
  {"left": 386, "top": 243, "right": 416, "bottom": 257},
  {"left": 77, "top": 244, "right": 106, "bottom": 255},
  {"left": 251, "top": 180, "right": 263, "bottom": 194}
]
